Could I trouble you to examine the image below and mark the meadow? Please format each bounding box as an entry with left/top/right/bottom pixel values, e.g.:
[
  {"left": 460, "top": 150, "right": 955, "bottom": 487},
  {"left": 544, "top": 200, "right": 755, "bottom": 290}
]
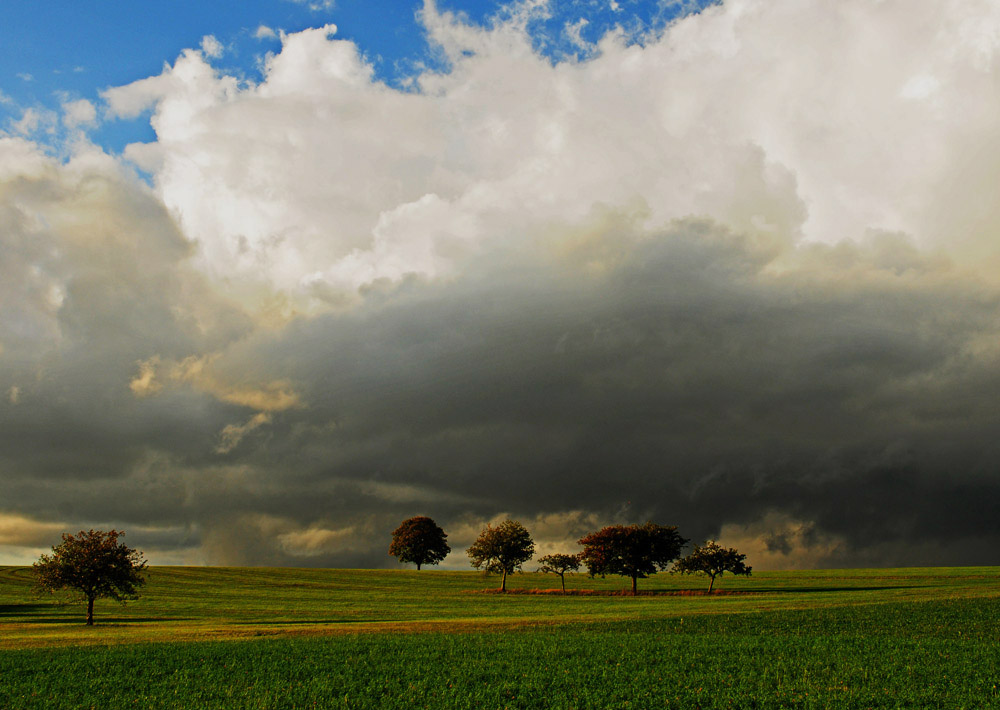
[{"left": 1, "top": 565, "right": 998, "bottom": 708}]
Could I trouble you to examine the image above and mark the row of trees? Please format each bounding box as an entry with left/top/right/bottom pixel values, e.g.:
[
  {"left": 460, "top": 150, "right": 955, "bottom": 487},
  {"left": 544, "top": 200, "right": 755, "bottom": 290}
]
[
  {"left": 389, "top": 517, "right": 751, "bottom": 594},
  {"left": 32, "top": 518, "right": 750, "bottom": 625}
]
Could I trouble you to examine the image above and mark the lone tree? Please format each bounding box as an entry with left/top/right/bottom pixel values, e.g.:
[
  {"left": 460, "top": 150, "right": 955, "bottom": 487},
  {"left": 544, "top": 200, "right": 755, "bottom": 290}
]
[
  {"left": 467, "top": 519, "right": 535, "bottom": 592},
  {"left": 33, "top": 529, "right": 147, "bottom": 625},
  {"left": 538, "top": 553, "right": 580, "bottom": 593},
  {"left": 388, "top": 516, "right": 451, "bottom": 570},
  {"left": 674, "top": 540, "right": 751, "bottom": 593},
  {"left": 578, "top": 522, "right": 687, "bottom": 595}
]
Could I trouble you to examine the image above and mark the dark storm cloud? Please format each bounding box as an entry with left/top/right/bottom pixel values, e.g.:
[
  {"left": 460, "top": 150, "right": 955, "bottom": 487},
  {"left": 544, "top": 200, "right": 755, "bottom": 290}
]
[
  {"left": 0, "top": 151, "right": 254, "bottom": 556},
  {"left": 154, "top": 217, "right": 1000, "bottom": 567},
  {"left": 3, "top": 168, "right": 1000, "bottom": 568}
]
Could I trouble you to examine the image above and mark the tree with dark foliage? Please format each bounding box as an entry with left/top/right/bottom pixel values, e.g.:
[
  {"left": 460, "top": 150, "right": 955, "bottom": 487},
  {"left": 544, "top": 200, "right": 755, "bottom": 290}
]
[
  {"left": 467, "top": 519, "right": 535, "bottom": 592},
  {"left": 674, "top": 540, "right": 751, "bottom": 593},
  {"left": 538, "top": 553, "right": 580, "bottom": 592},
  {"left": 388, "top": 516, "right": 451, "bottom": 570},
  {"left": 578, "top": 522, "right": 687, "bottom": 595},
  {"left": 33, "top": 529, "right": 147, "bottom": 625}
]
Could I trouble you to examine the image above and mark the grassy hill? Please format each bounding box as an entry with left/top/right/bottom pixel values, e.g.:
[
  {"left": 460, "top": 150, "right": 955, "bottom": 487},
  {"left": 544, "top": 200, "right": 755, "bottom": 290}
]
[{"left": 1, "top": 566, "right": 998, "bottom": 707}]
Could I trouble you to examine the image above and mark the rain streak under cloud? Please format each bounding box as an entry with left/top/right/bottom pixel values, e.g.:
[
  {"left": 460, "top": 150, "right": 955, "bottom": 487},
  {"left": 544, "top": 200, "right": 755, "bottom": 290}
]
[{"left": 2, "top": 0, "right": 1000, "bottom": 569}]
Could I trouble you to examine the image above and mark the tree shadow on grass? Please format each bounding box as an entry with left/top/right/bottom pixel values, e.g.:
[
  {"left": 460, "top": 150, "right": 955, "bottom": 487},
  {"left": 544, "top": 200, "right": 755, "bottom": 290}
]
[
  {"left": 0, "top": 603, "right": 52, "bottom": 616},
  {"left": 469, "top": 585, "right": 924, "bottom": 596},
  {"left": 240, "top": 618, "right": 376, "bottom": 625},
  {"left": 0, "top": 604, "right": 191, "bottom": 624},
  {"left": 722, "top": 585, "right": 923, "bottom": 594},
  {"left": 85, "top": 616, "right": 195, "bottom": 624},
  {"left": 0, "top": 603, "right": 82, "bottom": 623}
]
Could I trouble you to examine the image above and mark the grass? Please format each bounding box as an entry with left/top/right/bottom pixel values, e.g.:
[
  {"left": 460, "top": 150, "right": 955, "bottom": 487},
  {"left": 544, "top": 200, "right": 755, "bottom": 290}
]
[{"left": 1, "top": 566, "right": 998, "bottom": 707}]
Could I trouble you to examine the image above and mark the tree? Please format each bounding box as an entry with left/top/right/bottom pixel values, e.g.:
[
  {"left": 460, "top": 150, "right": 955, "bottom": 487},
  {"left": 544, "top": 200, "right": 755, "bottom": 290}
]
[
  {"left": 32, "top": 529, "right": 147, "bottom": 625},
  {"left": 538, "top": 553, "right": 580, "bottom": 592},
  {"left": 466, "top": 519, "right": 535, "bottom": 592},
  {"left": 673, "top": 540, "right": 751, "bottom": 593},
  {"left": 388, "top": 516, "right": 451, "bottom": 570},
  {"left": 578, "top": 522, "right": 687, "bottom": 595}
]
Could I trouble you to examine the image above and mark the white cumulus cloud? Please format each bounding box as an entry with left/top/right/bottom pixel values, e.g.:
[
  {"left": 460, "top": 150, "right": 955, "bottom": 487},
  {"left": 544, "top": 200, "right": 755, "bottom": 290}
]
[{"left": 95, "top": 0, "right": 1000, "bottom": 317}]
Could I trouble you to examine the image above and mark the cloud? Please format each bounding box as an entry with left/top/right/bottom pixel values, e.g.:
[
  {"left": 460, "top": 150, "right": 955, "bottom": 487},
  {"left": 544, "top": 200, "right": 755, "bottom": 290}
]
[
  {"left": 0, "top": 513, "right": 65, "bottom": 547},
  {"left": 0, "top": 135, "right": 251, "bottom": 491},
  {"left": 3, "top": 1, "right": 1000, "bottom": 569},
  {"left": 564, "top": 18, "right": 591, "bottom": 50},
  {"left": 278, "top": 522, "right": 358, "bottom": 557},
  {"left": 202, "top": 216, "right": 1000, "bottom": 568},
  {"left": 102, "top": 51, "right": 240, "bottom": 121},
  {"left": 9, "top": 107, "right": 57, "bottom": 137},
  {"left": 716, "top": 512, "right": 845, "bottom": 571},
  {"left": 61, "top": 98, "right": 98, "bottom": 129},
  {"left": 0, "top": 513, "right": 67, "bottom": 565},
  {"left": 200, "top": 35, "right": 225, "bottom": 59},
  {"left": 255, "top": 25, "right": 278, "bottom": 40},
  {"left": 216, "top": 412, "right": 273, "bottom": 454},
  {"left": 37, "top": 209, "right": 985, "bottom": 568},
  {"left": 129, "top": 357, "right": 163, "bottom": 397},
  {"left": 94, "top": 0, "right": 1000, "bottom": 318},
  {"left": 284, "top": 0, "right": 336, "bottom": 11},
  {"left": 130, "top": 354, "right": 302, "bottom": 413}
]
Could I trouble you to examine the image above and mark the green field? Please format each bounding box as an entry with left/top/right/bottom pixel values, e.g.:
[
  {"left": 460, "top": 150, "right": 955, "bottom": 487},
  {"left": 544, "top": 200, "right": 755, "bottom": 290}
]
[{"left": 1, "top": 566, "right": 998, "bottom": 708}]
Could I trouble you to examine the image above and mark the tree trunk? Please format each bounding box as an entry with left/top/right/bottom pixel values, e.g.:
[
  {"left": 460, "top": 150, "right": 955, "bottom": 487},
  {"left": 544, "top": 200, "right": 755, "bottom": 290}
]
[
  {"left": 501, "top": 568, "right": 507, "bottom": 592},
  {"left": 708, "top": 574, "right": 716, "bottom": 594},
  {"left": 416, "top": 562, "right": 421, "bottom": 571},
  {"left": 631, "top": 575, "right": 637, "bottom": 596},
  {"left": 86, "top": 596, "right": 95, "bottom": 626},
  {"left": 560, "top": 573, "right": 566, "bottom": 593}
]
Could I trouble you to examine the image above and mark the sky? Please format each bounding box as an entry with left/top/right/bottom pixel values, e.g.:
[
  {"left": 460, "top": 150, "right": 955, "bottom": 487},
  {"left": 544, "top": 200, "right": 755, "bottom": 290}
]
[{"left": 2, "top": 0, "right": 1000, "bottom": 571}]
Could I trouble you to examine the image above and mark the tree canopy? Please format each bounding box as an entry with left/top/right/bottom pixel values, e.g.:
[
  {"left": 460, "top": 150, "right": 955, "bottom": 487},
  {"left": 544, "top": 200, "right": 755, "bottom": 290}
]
[
  {"left": 33, "top": 529, "right": 147, "bottom": 625},
  {"left": 578, "top": 522, "right": 687, "bottom": 595},
  {"left": 537, "top": 553, "right": 580, "bottom": 592},
  {"left": 673, "top": 540, "right": 751, "bottom": 593},
  {"left": 388, "top": 516, "right": 451, "bottom": 570},
  {"left": 466, "top": 519, "right": 535, "bottom": 592}
]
